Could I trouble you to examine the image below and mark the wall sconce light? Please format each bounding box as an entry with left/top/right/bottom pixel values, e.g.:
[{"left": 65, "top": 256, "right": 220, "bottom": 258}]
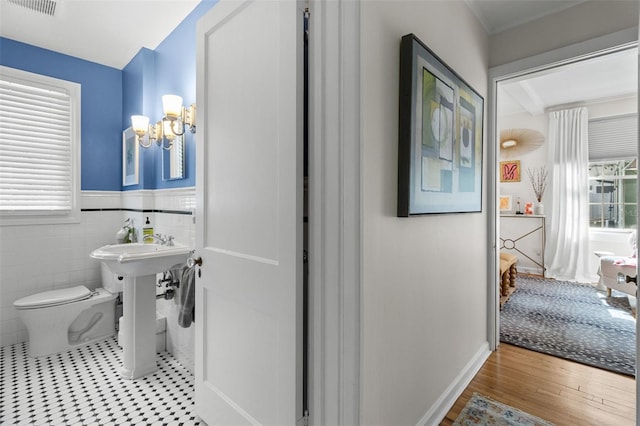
[
  {"left": 131, "top": 115, "right": 153, "bottom": 147},
  {"left": 131, "top": 115, "right": 175, "bottom": 150},
  {"left": 130, "top": 94, "right": 196, "bottom": 150},
  {"left": 162, "top": 95, "right": 196, "bottom": 136}
]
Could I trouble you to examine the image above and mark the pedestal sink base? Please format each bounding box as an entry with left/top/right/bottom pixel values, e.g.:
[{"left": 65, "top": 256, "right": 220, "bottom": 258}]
[
  {"left": 119, "top": 362, "right": 158, "bottom": 380},
  {"left": 90, "top": 243, "right": 192, "bottom": 380},
  {"left": 119, "top": 274, "right": 158, "bottom": 380}
]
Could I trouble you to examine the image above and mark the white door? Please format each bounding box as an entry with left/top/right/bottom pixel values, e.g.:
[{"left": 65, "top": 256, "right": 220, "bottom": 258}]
[
  {"left": 194, "top": 1, "right": 304, "bottom": 425},
  {"left": 636, "top": 36, "right": 639, "bottom": 419}
]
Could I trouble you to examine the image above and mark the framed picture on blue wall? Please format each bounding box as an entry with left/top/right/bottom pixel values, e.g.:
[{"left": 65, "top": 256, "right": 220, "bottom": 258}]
[
  {"left": 397, "top": 33, "right": 484, "bottom": 216},
  {"left": 122, "top": 127, "right": 139, "bottom": 186}
]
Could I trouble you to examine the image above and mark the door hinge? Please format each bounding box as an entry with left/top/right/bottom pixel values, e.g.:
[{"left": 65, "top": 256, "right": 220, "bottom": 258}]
[{"left": 303, "top": 410, "right": 310, "bottom": 426}]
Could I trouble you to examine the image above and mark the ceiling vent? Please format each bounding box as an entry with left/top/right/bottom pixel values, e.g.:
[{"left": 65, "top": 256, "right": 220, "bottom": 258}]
[{"left": 6, "top": 0, "right": 57, "bottom": 16}]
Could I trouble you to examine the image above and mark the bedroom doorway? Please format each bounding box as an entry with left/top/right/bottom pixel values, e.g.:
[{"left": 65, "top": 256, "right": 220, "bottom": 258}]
[{"left": 488, "top": 28, "right": 639, "bottom": 414}]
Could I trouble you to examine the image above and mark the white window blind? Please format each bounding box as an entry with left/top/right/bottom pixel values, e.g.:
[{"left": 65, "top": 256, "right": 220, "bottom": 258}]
[
  {"left": 0, "top": 66, "right": 80, "bottom": 224},
  {"left": 588, "top": 114, "right": 637, "bottom": 161}
]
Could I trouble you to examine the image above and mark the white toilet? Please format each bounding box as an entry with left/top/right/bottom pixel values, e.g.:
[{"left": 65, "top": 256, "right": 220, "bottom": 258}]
[{"left": 13, "top": 264, "right": 125, "bottom": 358}]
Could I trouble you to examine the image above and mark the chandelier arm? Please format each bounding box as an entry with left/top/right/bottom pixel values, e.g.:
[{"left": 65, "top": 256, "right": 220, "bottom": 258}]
[
  {"left": 138, "top": 135, "right": 152, "bottom": 148},
  {"left": 170, "top": 119, "right": 185, "bottom": 136}
]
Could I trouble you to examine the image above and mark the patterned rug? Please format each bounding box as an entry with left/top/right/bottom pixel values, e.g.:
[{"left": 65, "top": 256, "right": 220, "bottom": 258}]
[
  {"left": 500, "top": 276, "right": 636, "bottom": 376},
  {"left": 453, "top": 393, "right": 554, "bottom": 425}
]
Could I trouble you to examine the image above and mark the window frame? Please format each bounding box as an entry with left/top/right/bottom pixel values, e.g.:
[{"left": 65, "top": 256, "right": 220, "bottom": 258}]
[
  {"left": 588, "top": 158, "right": 637, "bottom": 231},
  {"left": 0, "top": 66, "right": 81, "bottom": 226}
]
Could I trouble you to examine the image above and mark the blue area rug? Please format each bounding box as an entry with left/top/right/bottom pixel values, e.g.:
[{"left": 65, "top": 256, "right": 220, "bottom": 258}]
[
  {"left": 500, "top": 276, "right": 636, "bottom": 376},
  {"left": 453, "top": 393, "right": 554, "bottom": 426}
]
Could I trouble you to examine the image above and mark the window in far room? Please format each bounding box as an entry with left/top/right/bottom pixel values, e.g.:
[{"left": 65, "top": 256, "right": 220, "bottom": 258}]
[
  {"left": 588, "top": 159, "right": 637, "bottom": 229},
  {"left": 588, "top": 114, "right": 637, "bottom": 230},
  {"left": 0, "top": 66, "right": 81, "bottom": 225}
]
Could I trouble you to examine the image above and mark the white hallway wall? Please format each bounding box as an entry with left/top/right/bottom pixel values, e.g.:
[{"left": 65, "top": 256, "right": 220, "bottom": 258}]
[
  {"left": 360, "top": 1, "right": 489, "bottom": 424},
  {"left": 360, "top": 0, "right": 638, "bottom": 423}
]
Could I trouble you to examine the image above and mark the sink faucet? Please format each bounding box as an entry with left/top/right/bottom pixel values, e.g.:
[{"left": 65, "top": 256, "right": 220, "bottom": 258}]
[
  {"left": 148, "top": 234, "right": 165, "bottom": 245},
  {"left": 149, "top": 234, "right": 175, "bottom": 246}
]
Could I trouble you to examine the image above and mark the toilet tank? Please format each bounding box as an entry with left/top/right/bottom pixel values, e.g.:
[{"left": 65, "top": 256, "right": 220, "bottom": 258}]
[{"left": 100, "top": 263, "right": 129, "bottom": 293}]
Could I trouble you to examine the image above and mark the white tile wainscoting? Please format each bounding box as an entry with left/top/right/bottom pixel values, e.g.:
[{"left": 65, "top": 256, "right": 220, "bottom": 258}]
[{"left": 0, "top": 187, "right": 196, "bottom": 374}]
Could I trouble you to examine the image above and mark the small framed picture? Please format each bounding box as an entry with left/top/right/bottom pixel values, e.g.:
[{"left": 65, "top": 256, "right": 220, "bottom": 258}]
[
  {"left": 122, "top": 127, "right": 139, "bottom": 186},
  {"left": 499, "top": 195, "right": 512, "bottom": 212},
  {"left": 500, "top": 160, "right": 520, "bottom": 182},
  {"left": 525, "top": 202, "right": 533, "bottom": 215}
]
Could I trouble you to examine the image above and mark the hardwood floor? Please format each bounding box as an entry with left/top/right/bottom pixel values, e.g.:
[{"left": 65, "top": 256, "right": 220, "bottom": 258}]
[{"left": 440, "top": 344, "right": 636, "bottom": 426}]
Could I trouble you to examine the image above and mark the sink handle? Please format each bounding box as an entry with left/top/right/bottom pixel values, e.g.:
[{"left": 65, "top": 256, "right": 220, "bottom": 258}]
[{"left": 187, "top": 256, "right": 203, "bottom": 268}]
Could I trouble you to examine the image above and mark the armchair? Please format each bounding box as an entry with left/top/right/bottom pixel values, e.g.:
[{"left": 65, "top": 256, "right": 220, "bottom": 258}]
[{"left": 598, "top": 231, "right": 637, "bottom": 298}]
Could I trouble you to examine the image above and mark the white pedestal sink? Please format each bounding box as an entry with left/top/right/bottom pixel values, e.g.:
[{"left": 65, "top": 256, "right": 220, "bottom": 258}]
[{"left": 91, "top": 243, "right": 191, "bottom": 379}]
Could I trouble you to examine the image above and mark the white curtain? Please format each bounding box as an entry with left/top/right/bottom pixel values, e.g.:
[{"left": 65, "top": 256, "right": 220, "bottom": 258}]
[{"left": 545, "top": 107, "right": 591, "bottom": 282}]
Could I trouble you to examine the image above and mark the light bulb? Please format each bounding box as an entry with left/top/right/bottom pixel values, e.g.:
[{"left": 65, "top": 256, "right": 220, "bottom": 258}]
[
  {"left": 501, "top": 139, "right": 517, "bottom": 149},
  {"left": 162, "top": 95, "right": 183, "bottom": 119},
  {"left": 131, "top": 115, "right": 149, "bottom": 134}
]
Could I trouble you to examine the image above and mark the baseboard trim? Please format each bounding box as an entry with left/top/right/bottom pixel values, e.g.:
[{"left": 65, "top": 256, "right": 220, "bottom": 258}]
[
  {"left": 517, "top": 266, "right": 544, "bottom": 276},
  {"left": 416, "top": 342, "right": 491, "bottom": 426}
]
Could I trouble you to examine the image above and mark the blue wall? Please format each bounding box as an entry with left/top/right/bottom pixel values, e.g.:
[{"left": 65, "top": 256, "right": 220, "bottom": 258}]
[
  {"left": 0, "top": 0, "right": 217, "bottom": 192},
  {"left": 0, "top": 37, "right": 123, "bottom": 191},
  {"left": 123, "top": 0, "right": 218, "bottom": 190},
  {"left": 122, "top": 48, "right": 157, "bottom": 191}
]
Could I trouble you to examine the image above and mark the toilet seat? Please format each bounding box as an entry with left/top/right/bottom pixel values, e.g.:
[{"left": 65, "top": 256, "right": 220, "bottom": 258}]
[{"left": 14, "top": 285, "right": 93, "bottom": 309}]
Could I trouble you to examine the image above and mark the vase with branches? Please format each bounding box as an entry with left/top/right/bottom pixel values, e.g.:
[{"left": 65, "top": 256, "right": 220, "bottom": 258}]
[{"left": 527, "top": 166, "right": 548, "bottom": 214}]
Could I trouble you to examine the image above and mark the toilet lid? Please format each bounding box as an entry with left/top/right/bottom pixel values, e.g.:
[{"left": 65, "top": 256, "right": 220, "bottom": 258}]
[{"left": 14, "top": 285, "right": 92, "bottom": 309}]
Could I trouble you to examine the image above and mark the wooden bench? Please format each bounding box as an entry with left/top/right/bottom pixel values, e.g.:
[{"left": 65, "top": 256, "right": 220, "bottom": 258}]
[{"left": 500, "top": 252, "right": 518, "bottom": 303}]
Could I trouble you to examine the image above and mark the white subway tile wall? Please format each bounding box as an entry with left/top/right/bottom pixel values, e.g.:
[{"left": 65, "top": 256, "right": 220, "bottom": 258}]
[
  {"left": 0, "top": 188, "right": 196, "bottom": 373},
  {"left": 154, "top": 188, "right": 196, "bottom": 373}
]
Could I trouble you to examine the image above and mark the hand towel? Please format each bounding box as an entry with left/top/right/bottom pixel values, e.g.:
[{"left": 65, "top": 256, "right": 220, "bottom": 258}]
[{"left": 178, "top": 265, "right": 196, "bottom": 328}]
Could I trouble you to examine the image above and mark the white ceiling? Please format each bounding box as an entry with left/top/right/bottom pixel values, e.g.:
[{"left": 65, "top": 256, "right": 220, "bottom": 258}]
[
  {"left": 1, "top": 0, "right": 595, "bottom": 70},
  {"left": 464, "top": 0, "right": 588, "bottom": 34},
  {"left": 0, "top": 0, "right": 636, "bottom": 111},
  {"left": 499, "top": 47, "right": 638, "bottom": 116},
  {"left": 0, "top": 0, "right": 200, "bottom": 69}
]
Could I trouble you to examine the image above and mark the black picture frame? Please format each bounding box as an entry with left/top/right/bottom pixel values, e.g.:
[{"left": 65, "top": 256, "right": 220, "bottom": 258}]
[{"left": 397, "top": 33, "right": 484, "bottom": 216}]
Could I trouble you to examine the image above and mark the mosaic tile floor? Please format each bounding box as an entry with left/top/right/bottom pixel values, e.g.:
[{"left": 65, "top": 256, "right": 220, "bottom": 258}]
[{"left": 0, "top": 337, "right": 201, "bottom": 425}]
